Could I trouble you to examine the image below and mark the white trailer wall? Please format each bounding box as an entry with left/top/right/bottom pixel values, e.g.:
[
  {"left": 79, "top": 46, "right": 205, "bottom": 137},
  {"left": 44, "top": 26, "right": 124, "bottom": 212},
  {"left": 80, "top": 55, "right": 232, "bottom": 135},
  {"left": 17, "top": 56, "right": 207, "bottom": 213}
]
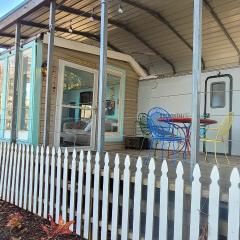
[{"left": 138, "top": 67, "right": 240, "bottom": 155}]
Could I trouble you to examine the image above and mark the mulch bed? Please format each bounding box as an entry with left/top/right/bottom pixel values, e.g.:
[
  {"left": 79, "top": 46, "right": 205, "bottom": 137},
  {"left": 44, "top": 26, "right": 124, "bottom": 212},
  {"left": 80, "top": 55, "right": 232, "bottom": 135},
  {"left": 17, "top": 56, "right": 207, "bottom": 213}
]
[{"left": 0, "top": 200, "right": 82, "bottom": 240}]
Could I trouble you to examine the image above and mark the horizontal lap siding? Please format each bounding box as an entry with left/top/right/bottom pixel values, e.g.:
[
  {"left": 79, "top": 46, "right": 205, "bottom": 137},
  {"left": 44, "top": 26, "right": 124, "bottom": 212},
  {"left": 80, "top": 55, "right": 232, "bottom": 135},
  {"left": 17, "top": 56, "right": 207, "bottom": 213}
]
[{"left": 38, "top": 45, "right": 139, "bottom": 148}]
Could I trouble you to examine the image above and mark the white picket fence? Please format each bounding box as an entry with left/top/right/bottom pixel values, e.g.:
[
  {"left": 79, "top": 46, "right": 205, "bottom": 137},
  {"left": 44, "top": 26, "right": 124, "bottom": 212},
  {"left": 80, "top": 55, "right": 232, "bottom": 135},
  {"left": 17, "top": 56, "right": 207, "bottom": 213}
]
[{"left": 0, "top": 142, "right": 239, "bottom": 239}]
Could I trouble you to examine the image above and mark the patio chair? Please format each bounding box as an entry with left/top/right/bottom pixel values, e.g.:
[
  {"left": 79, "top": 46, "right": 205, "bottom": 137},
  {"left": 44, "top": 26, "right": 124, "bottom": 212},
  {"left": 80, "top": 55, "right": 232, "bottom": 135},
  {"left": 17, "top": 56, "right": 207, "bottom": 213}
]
[
  {"left": 201, "top": 112, "right": 234, "bottom": 164},
  {"left": 147, "top": 107, "right": 185, "bottom": 160},
  {"left": 136, "top": 113, "right": 151, "bottom": 152}
]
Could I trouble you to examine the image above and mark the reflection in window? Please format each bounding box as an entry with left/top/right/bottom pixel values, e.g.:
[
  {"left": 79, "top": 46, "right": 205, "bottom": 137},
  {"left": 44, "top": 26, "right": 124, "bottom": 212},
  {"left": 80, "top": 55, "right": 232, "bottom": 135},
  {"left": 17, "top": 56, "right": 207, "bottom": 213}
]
[
  {"left": 19, "top": 49, "right": 32, "bottom": 131},
  {"left": 105, "top": 74, "right": 121, "bottom": 133},
  {"left": 210, "top": 82, "right": 226, "bottom": 108},
  {"left": 0, "top": 61, "right": 3, "bottom": 123},
  {"left": 5, "top": 56, "right": 15, "bottom": 130}
]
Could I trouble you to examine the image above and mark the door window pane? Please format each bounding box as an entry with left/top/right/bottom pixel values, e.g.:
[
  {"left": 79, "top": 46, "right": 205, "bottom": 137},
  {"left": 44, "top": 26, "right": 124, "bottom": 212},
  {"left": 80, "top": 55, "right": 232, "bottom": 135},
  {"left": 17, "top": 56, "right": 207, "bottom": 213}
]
[
  {"left": 19, "top": 48, "right": 32, "bottom": 131},
  {"left": 105, "top": 74, "right": 121, "bottom": 133},
  {"left": 5, "top": 56, "right": 15, "bottom": 130},
  {"left": 61, "top": 66, "right": 95, "bottom": 147},
  {"left": 210, "top": 82, "right": 225, "bottom": 108}
]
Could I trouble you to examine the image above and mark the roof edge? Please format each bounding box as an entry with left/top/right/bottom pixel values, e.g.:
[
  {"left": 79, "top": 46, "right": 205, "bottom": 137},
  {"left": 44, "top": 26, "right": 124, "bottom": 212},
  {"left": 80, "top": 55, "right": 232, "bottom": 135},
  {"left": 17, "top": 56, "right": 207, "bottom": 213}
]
[{"left": 43, "top": 34, "right": 147, "bottom": 77}]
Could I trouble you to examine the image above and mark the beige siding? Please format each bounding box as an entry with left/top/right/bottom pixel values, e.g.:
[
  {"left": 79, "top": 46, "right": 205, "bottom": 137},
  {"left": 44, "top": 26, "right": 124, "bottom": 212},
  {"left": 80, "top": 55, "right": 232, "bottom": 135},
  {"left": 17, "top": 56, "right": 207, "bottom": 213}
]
[{"left": 39, "top": 44, "right": 139, "bottom": 150}]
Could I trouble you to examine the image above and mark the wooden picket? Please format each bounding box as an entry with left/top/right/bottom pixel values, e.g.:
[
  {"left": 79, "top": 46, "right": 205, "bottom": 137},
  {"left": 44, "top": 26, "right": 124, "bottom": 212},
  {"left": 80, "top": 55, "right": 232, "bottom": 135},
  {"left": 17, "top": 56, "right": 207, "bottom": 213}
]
[
  {"left": 10, "top": 144, "right": 18, "bottom": 204},
  {"left": 2, "top": 143, "right": 10, "bottom": 200},
  {"left": 49, "top": 147, "right": 56, "bottom": 217},
  {"left": 83, "top": 151, "right": 91, "bottom": 240},
  {"left": 227, "top": 168, "right": 240, "bottom": 239},
  {"left": 159, "top": 160, "right": 169, "bottom": 240},
  {"left": 189, "top": 164, "right": 201, "bottom": 240},
  {"left": 33, "top": 146, "right": 39, "bottom": 214},
  {"left": 6, "top": 144, "right": 14, "bottom": 202},
  {"left": 0, "top": 142, "right": 239, "bottom": 240},
  {"left": 76, "top": 150, "right": 84, "bottom": 235},
  {"left": 92, "top": 152, "right": 100, "bottom": 239},
  {"left": 208, "top": 166, "right": 220, "bottom": 240},
  {"left": 28, "top": 146, "right": 34, "bottom": 211},
  {"left": 55, "top": 147, "right": 62, "bottom": 223},
  {"left": 110, "top": 154, "right": 120, "bottom": 240},
  {"left": 23, "top": 145, "right": 30, "bottom": 209},
  {"left": 69, "top": 149, "right": 77, "bottom": 231},
  {"left": 145, "top": 158, "right": 156, "bottom": 240},
  {"left": 62, "top": 148, "right": 69, "bottom": 222},
  {"left": 173, "top": 162, "right": 184, "bottom": 240},
  {"left": 14, "top": 144, "right": 21, "bottom": 205},
  {"left": 121, "top": 155, "right": 131, "bottom": 240},
  {"left": 101, "top": 153, "right": 110, "bottom": 240},
  {"left": 19, "top": 144, "right": 25, "bottom": 207},
  {"left": 38, "top": 146, "right": 44, "bottom": 216},
  {"left": 0, "top": 143, "right": 7, "bottom": 198},
  {"left": 132, "top": 157, "right": 142, "bottom": 240}
]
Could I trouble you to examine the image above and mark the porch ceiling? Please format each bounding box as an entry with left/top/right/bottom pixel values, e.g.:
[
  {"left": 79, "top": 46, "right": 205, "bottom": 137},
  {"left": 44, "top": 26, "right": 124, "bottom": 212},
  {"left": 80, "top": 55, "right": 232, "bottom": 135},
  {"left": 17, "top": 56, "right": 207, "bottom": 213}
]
[{"left": 0, "top": 0, "right": 240, "bottom": 76}]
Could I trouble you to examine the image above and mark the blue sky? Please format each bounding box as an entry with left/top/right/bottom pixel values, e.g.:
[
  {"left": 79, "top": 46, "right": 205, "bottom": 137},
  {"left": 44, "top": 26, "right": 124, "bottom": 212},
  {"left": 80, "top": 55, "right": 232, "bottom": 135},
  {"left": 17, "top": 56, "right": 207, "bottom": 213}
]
[{"left": 0, "top": 0, "right": 25, "bottom": 18}]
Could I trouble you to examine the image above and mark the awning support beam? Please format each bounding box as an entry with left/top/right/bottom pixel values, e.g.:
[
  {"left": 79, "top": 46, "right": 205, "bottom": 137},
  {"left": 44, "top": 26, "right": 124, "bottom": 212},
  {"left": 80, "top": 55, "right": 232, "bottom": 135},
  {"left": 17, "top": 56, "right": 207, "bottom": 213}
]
[
  {"left": 43, "top": 0, "right": 56, "bottom": 146},
  {"left": 97, "top": 0, "right": 108, "bottom": 155},
  {"left": 122, "top": 0, "right": 205, "bottom": 70},
  {"left": 11, "top": 22, "right": 21, "bottom": 142},
  {"left": 190, "top": 0, "right": 202, "bottom": 179},
  {"left": 203, "top": 0, "right": 240, "bottom": 61},
  {"left": 56, "top": 4, "right": 175, "bottom": 73}
]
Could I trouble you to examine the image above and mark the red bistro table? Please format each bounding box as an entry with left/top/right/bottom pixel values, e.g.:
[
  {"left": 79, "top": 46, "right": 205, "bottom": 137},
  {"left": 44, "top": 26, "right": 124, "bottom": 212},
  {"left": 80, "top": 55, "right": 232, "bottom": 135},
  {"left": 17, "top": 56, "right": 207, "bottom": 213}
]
[{"left": 169, "top": 117, "right": 217, "bottom": 154}]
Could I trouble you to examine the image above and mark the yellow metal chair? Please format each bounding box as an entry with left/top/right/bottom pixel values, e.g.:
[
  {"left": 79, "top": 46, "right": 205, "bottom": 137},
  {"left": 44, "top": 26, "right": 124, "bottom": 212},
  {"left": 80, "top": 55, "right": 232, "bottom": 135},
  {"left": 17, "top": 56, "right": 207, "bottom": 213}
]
[{"left": 201, "top": 112, "right": 234, "bottom": 164}]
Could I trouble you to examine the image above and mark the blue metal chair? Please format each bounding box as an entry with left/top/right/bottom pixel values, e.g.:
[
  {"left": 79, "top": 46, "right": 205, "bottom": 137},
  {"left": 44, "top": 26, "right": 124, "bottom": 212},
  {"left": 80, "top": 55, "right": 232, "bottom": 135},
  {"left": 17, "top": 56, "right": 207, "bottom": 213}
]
[{"left": 147, "top": 107, "right": 186, "bottom": 160}]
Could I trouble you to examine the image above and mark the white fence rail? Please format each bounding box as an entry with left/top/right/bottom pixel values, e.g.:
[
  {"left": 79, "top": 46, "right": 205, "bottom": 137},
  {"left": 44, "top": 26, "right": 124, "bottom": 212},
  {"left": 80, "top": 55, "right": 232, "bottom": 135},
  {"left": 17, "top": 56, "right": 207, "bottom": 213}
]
[{"left": 0, "top": 142, "right": 239, "bottom": 239}]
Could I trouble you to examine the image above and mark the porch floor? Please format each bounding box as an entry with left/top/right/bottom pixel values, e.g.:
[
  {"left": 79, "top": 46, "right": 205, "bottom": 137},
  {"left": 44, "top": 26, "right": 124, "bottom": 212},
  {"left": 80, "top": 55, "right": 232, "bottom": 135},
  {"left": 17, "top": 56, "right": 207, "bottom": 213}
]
[{"left": 104, "top": 148, "right": 240, "bottom": 194}]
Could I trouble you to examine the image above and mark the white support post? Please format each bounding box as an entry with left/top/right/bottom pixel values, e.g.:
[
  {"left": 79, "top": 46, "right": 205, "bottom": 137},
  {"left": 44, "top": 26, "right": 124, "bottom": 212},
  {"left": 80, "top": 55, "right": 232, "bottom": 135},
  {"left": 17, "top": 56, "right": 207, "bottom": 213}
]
[
  {"left": 43, "top": 0, "right": 56, "bottom": 146},
  {"left": 190, "top": 0, "right": 203, "bottom": 178},
  {"left": 97, "top": 0, "right": 108, "bottom": 154}
]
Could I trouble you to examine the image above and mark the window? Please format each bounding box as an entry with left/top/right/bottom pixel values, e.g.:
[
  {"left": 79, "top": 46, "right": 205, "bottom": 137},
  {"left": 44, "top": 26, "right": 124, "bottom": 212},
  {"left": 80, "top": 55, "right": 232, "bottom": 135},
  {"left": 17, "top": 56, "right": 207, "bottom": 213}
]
[
  {"left": 5, "top": 56, "right": 15, "bottom": 130},
  {"left": 105, "top": 73, "right": 121, "bottom": 134},
  {"left": 18, "top": 48, "right": 32, "bottom": 133},
  {"left": 210, "top": 82, "right": 226, "bottom": 108}
]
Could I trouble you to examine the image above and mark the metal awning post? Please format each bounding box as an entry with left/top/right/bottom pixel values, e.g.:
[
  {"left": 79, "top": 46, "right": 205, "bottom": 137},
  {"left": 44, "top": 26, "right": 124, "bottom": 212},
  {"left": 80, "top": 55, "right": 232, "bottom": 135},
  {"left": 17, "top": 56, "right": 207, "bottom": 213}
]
[
  {"left": 11, "top": 22, "right": 21, "bottom": 142},
  {"left": 190, "top": 0, "right": 203, "bottom": 179},
  {"left": 97, "top": 0, "right": 108, "bottom": 155},
  {"left": 43, "top": 0, "right": 56, "bottom": 146}
]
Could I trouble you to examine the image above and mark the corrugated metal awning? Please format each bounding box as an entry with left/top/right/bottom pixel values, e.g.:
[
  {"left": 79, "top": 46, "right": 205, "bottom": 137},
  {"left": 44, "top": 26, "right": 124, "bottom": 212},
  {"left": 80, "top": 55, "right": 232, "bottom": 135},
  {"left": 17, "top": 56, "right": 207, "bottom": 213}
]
[{"left": 0, "top": 0, "right": 240, "bottom": 76}]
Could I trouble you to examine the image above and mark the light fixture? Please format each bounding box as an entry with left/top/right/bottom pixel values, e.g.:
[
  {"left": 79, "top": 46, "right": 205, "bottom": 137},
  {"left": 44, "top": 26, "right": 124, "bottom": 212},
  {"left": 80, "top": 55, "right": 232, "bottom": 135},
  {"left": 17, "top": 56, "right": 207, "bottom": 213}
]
[
  {"left": 68, "top": 20, "right": 73, "bottom": 33},
  {"left": 118, "top": 0, "right": 123, "bottom": 14},
  {"left": 89, "top": 8, "right": 94, "bottom": 22},
  {"left": 41, "top": 61, "right": 47, "bottom": 78}
]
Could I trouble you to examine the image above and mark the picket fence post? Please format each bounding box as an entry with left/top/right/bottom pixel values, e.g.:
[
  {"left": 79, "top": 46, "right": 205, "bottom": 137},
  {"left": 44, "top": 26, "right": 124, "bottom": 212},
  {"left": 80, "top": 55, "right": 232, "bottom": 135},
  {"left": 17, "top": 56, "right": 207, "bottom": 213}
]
[
  {"left": 15, "top": 144, "right": 22, "bottom": 206},
  {"left": 19, "top": 144, "right": 26, "bottom": 207},
  {"left": 2, "top": 143, "right": 10, "bottom": 200},
  {"left": 38, "top": 146, "right": 45, "bottom": 216},
  {"left": 23, "top": 145, "right": 30, "bottom": 209},
  {"left": 43, "top": 146, "right": 50, "bottom": 218},
  {"left": 62, "top": 148, "right": 69, "bottom": 222}
]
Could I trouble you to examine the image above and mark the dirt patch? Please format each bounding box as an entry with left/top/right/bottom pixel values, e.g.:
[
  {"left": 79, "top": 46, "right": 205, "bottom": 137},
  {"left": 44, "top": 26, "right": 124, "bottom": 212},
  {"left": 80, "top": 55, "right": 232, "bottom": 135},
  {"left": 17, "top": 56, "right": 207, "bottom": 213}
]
[{"left": 0, "top": 200, "right": 82, "bottom": 240}]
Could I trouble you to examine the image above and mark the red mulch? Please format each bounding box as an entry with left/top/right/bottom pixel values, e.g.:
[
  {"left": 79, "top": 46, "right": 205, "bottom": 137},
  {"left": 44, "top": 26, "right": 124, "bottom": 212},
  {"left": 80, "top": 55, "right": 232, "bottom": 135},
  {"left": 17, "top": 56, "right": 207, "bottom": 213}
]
[{"left": 0, "top": 200, "right": 82, "bottom": 240}]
